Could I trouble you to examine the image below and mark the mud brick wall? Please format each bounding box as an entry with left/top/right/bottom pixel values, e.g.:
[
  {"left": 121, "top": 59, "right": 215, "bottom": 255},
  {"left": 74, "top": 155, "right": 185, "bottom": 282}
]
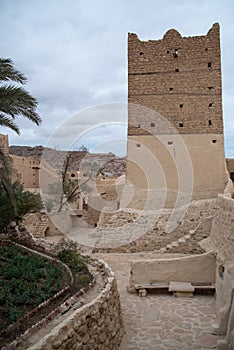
[{"left": 128, "top": 23, "right": 223, "bottom": 135}]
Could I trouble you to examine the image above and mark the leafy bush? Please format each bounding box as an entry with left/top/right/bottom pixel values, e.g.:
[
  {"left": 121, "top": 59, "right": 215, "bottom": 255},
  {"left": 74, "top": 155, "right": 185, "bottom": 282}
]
[
  {"left": 56, "top": 240, "right": 92, "bottom": 287},
  {"left": 0, "top": 245, "right": 63, "bottom": 331}
]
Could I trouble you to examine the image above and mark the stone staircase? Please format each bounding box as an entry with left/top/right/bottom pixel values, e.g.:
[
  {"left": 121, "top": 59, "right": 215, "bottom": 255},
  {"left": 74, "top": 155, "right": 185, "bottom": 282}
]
[
  {"left": 159, "top": 230, "right": 196, "bottom": 253},
  {"left": 32, "top": 221, "right": 49, "bottom": 239}
]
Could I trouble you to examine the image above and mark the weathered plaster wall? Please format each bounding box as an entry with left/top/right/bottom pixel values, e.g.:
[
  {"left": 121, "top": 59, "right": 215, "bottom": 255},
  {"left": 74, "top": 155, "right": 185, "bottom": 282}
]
[
  {"left": 128, "top": 252, "right": 216, "bottom": 289},
  {"left": 125, "top": 134, "right": 227, "bottom": 208},
  {"left": 200, "top": 195, "right": 234, "bottom": 349}
]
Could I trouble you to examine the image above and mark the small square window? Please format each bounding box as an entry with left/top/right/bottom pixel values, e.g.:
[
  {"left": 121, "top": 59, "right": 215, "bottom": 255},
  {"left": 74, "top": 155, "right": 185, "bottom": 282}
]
[
  {"left": 180, "top": 104, "right": 183, "bottom": 108},
  {"left": 179, "top": 122, "right": 183, "bottom": 127},
  {"left": 209, "top": 103, "right": 213, "bottom": 107},
  {"left": 151, "top": 122, "right": 155, "bottom": 127},
  {"left": 169, "top": 87, "right": 173, "bottom": 91},
  {"left": 136, "top": 143, "right": 141, "bottom": 148},
  {"left": 208, "top": 120, "right": 212, "bottom": 126},
  {"left": 208, "top": 86, "right": 214, "bottom": 90},
  {"left": 175, "top": 68, "right": 179, "bottom": 72},
  {"left": 208, "top": 62, "right": 212, "bottom": 68}
]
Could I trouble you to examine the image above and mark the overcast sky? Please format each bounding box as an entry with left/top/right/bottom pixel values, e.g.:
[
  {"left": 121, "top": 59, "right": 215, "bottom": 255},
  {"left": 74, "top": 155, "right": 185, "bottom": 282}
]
[{"left": 0, "top": 0, "right": 233, "bottom": 157}]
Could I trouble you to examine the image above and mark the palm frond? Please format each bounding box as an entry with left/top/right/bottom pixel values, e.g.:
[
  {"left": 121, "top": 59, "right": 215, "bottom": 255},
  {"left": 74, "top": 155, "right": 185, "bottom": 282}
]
[
  {"left": 0, "top": 85, "right": 42, "bottom": 125},
  {"left": 0, "top": 58, "right": 26, "bottom": 84},
  {"left": 0, "top": 113, "right": 20, "bottom": 134}
]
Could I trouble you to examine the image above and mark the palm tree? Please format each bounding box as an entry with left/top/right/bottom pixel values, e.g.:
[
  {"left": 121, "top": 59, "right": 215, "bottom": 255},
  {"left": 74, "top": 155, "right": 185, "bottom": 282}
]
[
  {"left": 0, "top": 58, "right": 42, "bottom": 220},
  {"left": 0, "top": 58, "right": 42, "bottom": 133}
]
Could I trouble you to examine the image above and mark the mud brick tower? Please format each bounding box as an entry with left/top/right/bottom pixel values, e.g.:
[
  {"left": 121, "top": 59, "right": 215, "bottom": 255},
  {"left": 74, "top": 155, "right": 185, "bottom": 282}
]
[{"left": 125, "top": 23, "right": 228, "bottom": 209}]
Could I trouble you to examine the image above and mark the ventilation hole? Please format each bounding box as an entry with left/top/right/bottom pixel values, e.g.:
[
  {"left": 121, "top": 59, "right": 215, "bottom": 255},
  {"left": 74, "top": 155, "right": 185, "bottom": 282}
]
[
  {"left": 208, "top": 62, "right": 212, "bottom": 68},
  {"left": 138, "top": 124, "right": 141, "bottom": 128},
  {"left": 175, "top": 68, "right": 179, "bottom": 72},
  {"left": 208, "top": 120, "right": 212, "bottom": 126},
  {"left": 151, "top": 122, "right": 155, "bottom": 127},
  {"left": 169, "top": 87, "right": 173, "bottom": 91},
  {"left": 212, "top": 139, "right": 217, "bottom": 143},
  {"left": 218, "top": 265, "right": 225, "bottom": 280},
  {"left": 209, "top": 103, "right": 213, "bottom": 107},
  {"left": 168, "top": 141, "right": 173, "bottom": 145},
  {"left": 208, "top": 86, "right": 214, "bottom": 90},
  {"left": 173, "top": 48, "right": 179, "bottom": 58},
  {"left": 139, "top": 52, "right": 144, "bottom": 56},
  {"left": 205, "top": 48, "right": 208, "bottom": 52},
  {"left": 71, "top": 173, "right": 76, "bottom": 177},
  {"left": 136, "top": 143, "right": 141, "bottom": 148},
  {"left": 180, "top": 104, "right": 183, "bottom": 108},
  {"left": 179, "top": 122, "right": 183, "bottom": 127},
  {"left": 167, "top": 50, "right": 170, "bottom": 54}
]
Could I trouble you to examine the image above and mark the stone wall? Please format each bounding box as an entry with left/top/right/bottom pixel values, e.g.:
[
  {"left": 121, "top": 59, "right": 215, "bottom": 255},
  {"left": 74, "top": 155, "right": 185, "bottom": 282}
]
[
  {"left": 128, "top": 23, "right": 222, "bottom": 135},
  {"left": 19, "top": 259, "right": 123, "bottom": 350},
  {"left": 200, "top": 194, "right": 234, "bottom": 349}
]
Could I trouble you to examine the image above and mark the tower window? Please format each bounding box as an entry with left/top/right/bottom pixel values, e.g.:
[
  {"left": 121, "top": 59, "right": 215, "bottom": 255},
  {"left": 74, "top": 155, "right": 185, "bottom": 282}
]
[
  {"left": 151, "top": 122, "right": 155, "bottom": 127},
  {"left": 139, "top": 52, "right": 144, "bottom": 56},
  {"left": 169, "top": 87, "right": 173, "bottom": 91},
  {"left": 167, "top": 50, "right": 170, "bottom": 54},
  {"left": 212, "top": 139, "right": 217, "bottom": 143},
  {"left": 179, "top": 122, "right": 184, "bottom": 127},
  {"left": 208, "top": 62, "right": 212, "bottom": 68},
  {"left": 175, "top": 68, "right": 179, "bottom": 72},
  {"left": 208, "top": 120, "right": 212, "bottom": 126},
  {"left": 209, "top": 103, "right": 213, "bottom": 107},
  {"left": 180, "top": 104, "right": 183, "bottom": 108},
  {"left": 208, "top": 86, "right": 214, "bottom": 90},
  {"left": 168, "top": 141, "right": 173, "bottom": 145},
  {"left": 136, "top": 143, "right": 141, "bottom": 148}
]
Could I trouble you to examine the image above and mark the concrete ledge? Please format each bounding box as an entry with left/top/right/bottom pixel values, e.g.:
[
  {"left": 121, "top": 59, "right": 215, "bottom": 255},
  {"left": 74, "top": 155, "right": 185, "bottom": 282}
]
[{"left": 128, "top": 252, "right": 216, "bottom": 292}]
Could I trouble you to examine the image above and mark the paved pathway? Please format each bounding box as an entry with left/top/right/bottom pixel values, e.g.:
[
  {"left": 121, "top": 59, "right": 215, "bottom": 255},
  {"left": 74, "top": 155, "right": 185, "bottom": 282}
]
[{"left": 94, "top": 252, "right": 223, "bottom": 350}]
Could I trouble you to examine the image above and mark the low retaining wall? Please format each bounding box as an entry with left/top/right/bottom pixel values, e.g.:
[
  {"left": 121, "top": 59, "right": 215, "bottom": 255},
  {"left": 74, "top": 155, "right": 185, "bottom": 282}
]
[
  {"left": 10, "top": 259, "right": 123, "bottom": 350},
  {"left": 129, "top": 252, "right": 216, "bottom": 290}
]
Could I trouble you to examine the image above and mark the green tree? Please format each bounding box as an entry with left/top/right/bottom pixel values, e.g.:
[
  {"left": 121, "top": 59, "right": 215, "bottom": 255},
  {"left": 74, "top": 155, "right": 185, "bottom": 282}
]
[{"left": 0, "top": 181, "right": 42, "bottom": 231}]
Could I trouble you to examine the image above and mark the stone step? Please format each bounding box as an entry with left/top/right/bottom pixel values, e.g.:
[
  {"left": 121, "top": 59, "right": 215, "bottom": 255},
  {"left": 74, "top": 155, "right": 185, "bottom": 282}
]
[
  {"left": 171, "top": 241, "right": 179, "bottom": 247},
  {"left": 33, "top": 233, "right": 42, "bottom": 238},
  {"left": 184, "top": 233, "right": 191, "bottom": 239},
  {"left": 166, "top": 244, "right": 173, "bottom": 249},
  {"left": 160, "top": 247, "right": 167, "bottom": 253},
  {"left": 178, "top": 237, "right": 186, "bottom": 243}
]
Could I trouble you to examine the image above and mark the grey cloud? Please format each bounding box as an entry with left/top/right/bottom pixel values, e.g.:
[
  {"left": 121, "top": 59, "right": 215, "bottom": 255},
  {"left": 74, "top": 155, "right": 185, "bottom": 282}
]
[{"left": 0, "top": 0, "right": 233, "bottom": 156}]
